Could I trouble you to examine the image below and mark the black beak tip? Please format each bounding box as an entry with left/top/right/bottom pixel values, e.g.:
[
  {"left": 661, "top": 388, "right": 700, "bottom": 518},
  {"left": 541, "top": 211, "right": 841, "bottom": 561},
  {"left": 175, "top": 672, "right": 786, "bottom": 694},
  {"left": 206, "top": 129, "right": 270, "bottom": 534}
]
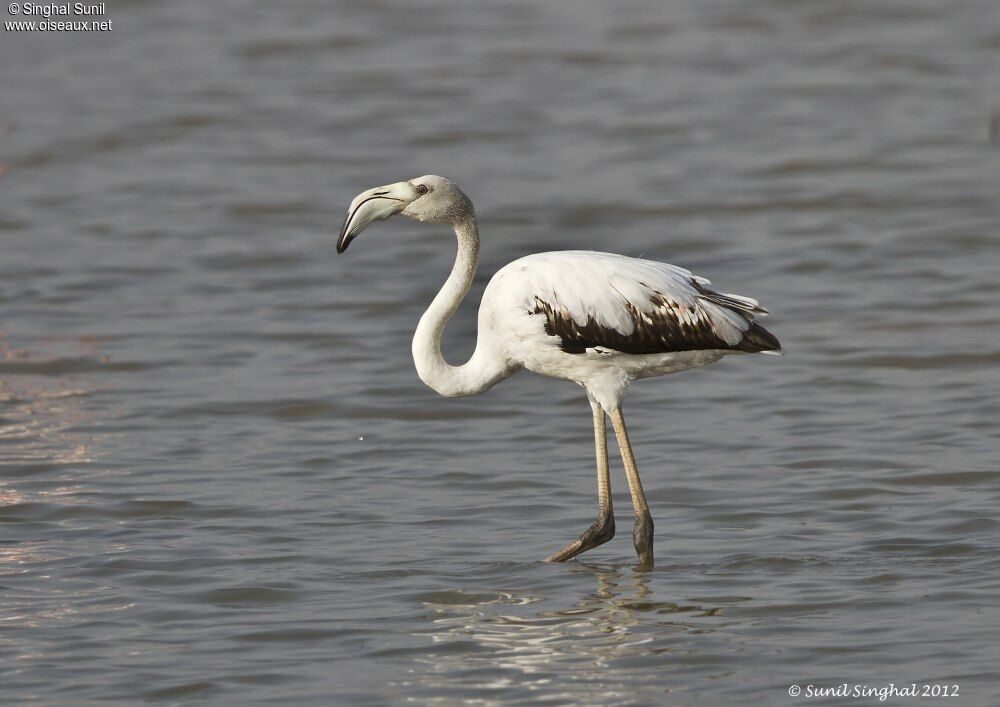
[{"left": 336, "top": 230, "right": 352, "bottom": 254}]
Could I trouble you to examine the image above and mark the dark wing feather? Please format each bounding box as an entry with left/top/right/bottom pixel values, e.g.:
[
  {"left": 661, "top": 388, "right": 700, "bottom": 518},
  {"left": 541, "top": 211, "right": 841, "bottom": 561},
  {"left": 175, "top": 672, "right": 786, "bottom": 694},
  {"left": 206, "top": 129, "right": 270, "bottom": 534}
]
[{"left": 533, "top": 293, "right": 779, "bottom": 355}]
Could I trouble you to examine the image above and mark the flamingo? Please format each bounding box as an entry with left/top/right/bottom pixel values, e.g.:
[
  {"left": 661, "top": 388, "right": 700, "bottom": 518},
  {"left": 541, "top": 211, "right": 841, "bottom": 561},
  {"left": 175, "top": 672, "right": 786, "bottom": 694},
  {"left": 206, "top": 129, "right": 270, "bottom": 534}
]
[{"left": 337, "top": 175, "right": 780, "bottom": 566}]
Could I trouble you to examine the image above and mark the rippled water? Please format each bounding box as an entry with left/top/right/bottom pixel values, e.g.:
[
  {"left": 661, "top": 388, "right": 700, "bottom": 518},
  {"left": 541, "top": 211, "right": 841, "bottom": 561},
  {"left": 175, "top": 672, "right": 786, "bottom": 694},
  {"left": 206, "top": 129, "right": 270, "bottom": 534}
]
[{"left": 2, "top": 0, "right": 999, "bottom": 703}]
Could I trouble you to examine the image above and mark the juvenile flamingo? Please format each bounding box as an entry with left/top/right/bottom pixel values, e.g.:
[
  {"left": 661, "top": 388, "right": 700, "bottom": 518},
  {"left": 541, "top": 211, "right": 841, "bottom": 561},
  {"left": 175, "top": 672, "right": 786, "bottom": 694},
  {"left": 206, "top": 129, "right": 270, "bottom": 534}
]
[{"left": 338, "top": 175, "right": 780, "bottom": 566}]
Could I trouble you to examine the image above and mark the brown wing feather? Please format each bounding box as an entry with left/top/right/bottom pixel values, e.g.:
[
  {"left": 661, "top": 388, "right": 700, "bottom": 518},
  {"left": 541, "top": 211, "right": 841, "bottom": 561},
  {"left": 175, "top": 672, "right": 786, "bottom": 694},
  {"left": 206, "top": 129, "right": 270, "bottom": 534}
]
[{"left": 532, "top": 290, "right": 780, "bottom": 356}]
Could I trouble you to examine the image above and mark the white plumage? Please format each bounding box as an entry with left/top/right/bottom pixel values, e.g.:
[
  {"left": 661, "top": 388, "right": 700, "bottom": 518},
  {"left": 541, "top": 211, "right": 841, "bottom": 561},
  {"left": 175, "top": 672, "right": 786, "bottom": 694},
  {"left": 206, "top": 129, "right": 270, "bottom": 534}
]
[{"left": 338, "top": 175, "right": 780, "bottom": 566}]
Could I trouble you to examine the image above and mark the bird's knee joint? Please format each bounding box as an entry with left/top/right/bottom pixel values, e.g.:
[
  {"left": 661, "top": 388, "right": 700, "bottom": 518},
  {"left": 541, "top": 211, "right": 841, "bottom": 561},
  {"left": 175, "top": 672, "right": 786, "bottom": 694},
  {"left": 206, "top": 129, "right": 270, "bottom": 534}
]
[{"left": 594, "top": 515, "right": 615, "bottom": 543}]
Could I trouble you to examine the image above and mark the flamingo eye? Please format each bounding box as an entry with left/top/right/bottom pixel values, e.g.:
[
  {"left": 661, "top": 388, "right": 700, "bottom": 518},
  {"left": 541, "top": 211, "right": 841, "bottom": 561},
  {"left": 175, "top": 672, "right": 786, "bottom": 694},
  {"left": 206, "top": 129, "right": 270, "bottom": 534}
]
[{"left": 415, "top": 184, "right": 429, "bottom": 195}]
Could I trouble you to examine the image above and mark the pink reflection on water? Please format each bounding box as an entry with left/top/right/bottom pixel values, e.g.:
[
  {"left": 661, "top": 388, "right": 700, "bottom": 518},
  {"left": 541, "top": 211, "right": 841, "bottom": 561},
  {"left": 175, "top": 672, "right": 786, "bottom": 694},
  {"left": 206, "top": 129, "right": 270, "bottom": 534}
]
[{"left": 0, "top": 334, "right": 99, "bottom": 467}]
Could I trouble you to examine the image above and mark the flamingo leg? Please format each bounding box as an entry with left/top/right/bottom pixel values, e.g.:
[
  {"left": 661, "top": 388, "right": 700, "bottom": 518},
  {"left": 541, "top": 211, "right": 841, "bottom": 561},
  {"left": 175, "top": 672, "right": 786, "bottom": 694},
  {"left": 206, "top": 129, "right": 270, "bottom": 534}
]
[
  {"left": 545, "top": 402, "right": 615, "bottom": 562},
  {"left": 609, "top": 408, "right": 654, "bottom": 567}
]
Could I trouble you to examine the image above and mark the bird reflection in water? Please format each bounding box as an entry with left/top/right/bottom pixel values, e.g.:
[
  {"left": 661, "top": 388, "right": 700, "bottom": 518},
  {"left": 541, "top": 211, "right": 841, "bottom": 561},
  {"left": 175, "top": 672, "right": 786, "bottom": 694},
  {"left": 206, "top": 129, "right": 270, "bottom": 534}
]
[{"left": 407, "top": 563, "right": 740, "bottom": 700}]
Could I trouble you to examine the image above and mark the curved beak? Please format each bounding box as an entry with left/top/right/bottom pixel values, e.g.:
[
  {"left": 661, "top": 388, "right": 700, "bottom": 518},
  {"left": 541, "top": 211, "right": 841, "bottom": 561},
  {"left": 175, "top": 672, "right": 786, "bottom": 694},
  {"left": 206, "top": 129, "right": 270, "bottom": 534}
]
[{"left": 337, "top": 181, "right": 418, "bottom": 254}]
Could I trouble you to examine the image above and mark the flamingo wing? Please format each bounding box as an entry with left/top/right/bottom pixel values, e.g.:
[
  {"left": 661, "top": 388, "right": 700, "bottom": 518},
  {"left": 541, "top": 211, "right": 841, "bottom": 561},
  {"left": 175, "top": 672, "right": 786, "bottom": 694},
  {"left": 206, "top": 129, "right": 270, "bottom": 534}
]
[{"left": 504, "top": 251, "right": 780, "bottom": 355}]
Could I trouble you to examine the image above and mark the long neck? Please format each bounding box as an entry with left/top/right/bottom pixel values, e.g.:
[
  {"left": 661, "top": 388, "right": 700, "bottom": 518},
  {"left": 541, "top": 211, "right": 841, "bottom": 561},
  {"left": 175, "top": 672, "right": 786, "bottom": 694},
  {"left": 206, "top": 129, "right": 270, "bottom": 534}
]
[{"left": 411, "top": 217, "right": 510, "bottom": 397}]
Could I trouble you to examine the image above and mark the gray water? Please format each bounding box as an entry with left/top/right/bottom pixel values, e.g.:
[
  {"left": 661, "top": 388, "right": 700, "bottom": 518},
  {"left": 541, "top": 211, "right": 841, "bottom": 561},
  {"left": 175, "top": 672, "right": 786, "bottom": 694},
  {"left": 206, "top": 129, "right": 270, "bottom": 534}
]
[{"left": 2, "top": 0, "right": 1000, "bottom": 704}]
